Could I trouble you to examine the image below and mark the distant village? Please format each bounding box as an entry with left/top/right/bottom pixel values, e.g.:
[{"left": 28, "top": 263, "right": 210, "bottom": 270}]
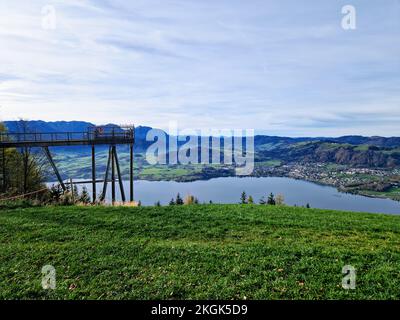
[{"left": 254, "top": 163, "right": 400, "bottom": 201}]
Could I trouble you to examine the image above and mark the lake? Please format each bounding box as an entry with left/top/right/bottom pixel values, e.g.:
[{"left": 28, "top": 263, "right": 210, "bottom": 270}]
[{"left": 59, "top": 177, "right": 400, "bottom": 215}]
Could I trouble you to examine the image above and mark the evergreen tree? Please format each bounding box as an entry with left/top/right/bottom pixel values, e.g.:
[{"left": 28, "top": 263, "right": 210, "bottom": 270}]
[
  {"left": 240, "top": 191, "right": 247, "bottom": 204},
  {"left": 79, "top": 186, "right": 91, "bottom": 204},
  {"left": 73, "top": 185, "right": 79, "bottom": 199},
  {"left": 176, "top": 193, "right": 184, "bottom": 205},
  {"left": 267, "top": 193, "right": 276, "bottom": 205},
  {"left": 248, "top": 195, "right": 254, "bottom": 204},
  {"left": 259, "top": 196, "right": 266, "bottom": 205},
  {"left": 49, "top": 184, "right": 63, "bottom": 203},
  {"left": 306, "top": 203, "right": 311, "bottom": 209},
  {"left": 155, "top": 201, "right": 161, "bottom": 207},
  {"left": 169, "top": 198, "right": 175, "bottom": 206}
]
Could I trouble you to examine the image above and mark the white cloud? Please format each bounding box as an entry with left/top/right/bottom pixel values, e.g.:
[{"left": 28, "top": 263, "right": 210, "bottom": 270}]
[{"left": 0, "top": 0, "right": 399, "bottom": 136}]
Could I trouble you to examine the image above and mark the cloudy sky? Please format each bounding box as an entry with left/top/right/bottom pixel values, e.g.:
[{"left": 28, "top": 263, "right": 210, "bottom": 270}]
[{"left": 0, "top": 0, "right": 399, "bottom": 136}]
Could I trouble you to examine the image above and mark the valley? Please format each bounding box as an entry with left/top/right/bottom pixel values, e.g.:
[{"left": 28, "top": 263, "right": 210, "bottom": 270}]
[{"left": 4, "top": 121, "right": 400, "bottom": 202}]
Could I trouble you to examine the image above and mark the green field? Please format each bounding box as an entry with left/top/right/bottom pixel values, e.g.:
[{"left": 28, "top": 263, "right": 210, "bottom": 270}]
[
  {"left": 361, "top": 187, "right": 400, "bottom": 201},
  {"left": 255, "top": 160, "right": 282, "bottom": 167},
  {"left": 0, "top": 205, "right": 399, "bottom": 300}
]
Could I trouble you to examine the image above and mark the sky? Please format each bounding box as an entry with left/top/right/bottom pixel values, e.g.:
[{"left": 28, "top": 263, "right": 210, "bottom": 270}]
[{"left": 0, "top": 0, "right": 399, "bottom": 137}]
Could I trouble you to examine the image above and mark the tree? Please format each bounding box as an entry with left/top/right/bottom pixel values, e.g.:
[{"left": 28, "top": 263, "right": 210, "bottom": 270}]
[
  {"left": 0, "top": 120, "right": 47, "bottom": 197},
  {"left": 276, "top": 194, "right": 285, "bottom": 206},
  {"left": 267, "top": 193, "right": 276, "bottom": 205},
  {"left": 79, "top": 186, "right": 91, "bottom": 204},
  {"left": 184, "top": 195, "right": 197, "bottom": 205},
  {"left": 15, "top": 120, "right": 48, "bottom": 194},
  {"left": 259, "top": 196, "right": 266, "bottom": 205},
  {"left": 306, "top": 203, "right": 311, "bottom": 209},
  {"left": 49, "top": 184, "right": 63, "bottom": 203},
  {"left": 137, "top": 200, "right": 142, "bottom": 207},
  {"left": 73, "top": 185, "right": 79, "bottom": 203},
  {"left": 248, "top": 195, "right": 254, "bottom": 204},
  {"left": 155, "top": 201, "right": 161, "bottom": 207},
  {"left": 60, "top": 191, "right": 74, "bottom": 206},
  {"left": 176, "top": 193, "right": 184, "bottom": 205},
  {"left": 240, "top": 191, "right": 247, "bottom": 204},
  {"left": 169, "top": 198, "right": 175, "bottom": 206},
  {"left": 0, "top": 123, "right": 8, "bottom": 193}
]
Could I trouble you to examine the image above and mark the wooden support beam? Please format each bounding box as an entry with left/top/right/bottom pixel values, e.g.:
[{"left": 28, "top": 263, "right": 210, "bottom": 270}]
[
  {"left": 92, "top": 145, "right": 96, "bottom": 203},
  {"left": 43, "top": 146, "right": 66, "bottom": 191},
  {"left": 114, "top": 146, "right": 126, "bottom": 202},
  {"left": 2, "top": 148, "right": 6, "bottom": 193},
  {"left": 70, "top": 178, "right": 75, "bottom": 203},
  {"left": 114, "top": 147, "right": 126, "bottom": 202},
  {"left": 130, "top": 144, "right": 134, "bottom": 202},
  {"left": 111, "top": 146, "right": 116, "bottom": 204},
  {"left": 100, "top": 146, "right": 112, "bottom": 202},
  {"left": 67, "top": 179, "right": 113, "bottom": 185}
]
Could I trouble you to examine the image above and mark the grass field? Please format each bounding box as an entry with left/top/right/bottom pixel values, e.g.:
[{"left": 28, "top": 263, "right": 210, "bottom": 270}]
[{"left": 0, "top": 205, "right": 399, "bottom": 300}]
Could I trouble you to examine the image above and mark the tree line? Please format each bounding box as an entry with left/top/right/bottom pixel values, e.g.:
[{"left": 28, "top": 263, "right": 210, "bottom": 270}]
[
  {"left": 0, "top": 120, "right": 92, "bottom": 207},
  {"left": 0, "top": 121, "right": 46, "bottom": 198}
]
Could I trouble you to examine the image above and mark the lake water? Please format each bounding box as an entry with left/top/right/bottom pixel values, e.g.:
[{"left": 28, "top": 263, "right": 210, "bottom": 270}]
[{"left": 59, "top": 177, "right": 400, "bottom": 215}]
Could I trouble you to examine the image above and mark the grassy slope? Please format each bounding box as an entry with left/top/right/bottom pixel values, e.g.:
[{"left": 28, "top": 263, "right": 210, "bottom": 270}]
[{"left": 0, "top": 205, "right": 399, "bottom": 300}]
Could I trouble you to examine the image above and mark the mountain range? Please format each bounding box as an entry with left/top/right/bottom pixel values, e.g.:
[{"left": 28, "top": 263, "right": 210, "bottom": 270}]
[
  {"left": 3, "top": 120, "right": 400, "bottom": 168},
  {"left": 4, "top": 120, "right": 400, "bottom": 146}
]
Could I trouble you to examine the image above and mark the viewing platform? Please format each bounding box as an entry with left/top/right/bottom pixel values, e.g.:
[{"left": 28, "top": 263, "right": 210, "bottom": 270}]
[
  {"left": 0, "top": 125, "right": 136, "bottom": 203},
  {"left": 0, "top": 126, "right": 135, "bottom": 148}
]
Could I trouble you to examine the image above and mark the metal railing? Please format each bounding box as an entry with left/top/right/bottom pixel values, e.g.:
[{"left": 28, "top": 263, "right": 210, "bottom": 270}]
[{"left": 0, "top": 126, "right": 135, "bottom": 146}]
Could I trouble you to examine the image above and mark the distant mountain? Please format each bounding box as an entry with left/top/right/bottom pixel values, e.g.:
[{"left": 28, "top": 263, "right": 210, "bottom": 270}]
[
  {"left": 4, "top": 120, "right": 94, "bottom": 133},
  {"left": 256, "top": 141, "right": 400, "bottom": 168},
  {"left": 254, "top": 135, "right": 400, "bottom": 148},
  {"left": 4, "top": 120, "right": 400, "bottom": 147},
  {"left": 3, "top": 120, "right": 400, "bottom": 168},
  {"left": 329, "top": 136, "right": 400, "bottom": 148}
]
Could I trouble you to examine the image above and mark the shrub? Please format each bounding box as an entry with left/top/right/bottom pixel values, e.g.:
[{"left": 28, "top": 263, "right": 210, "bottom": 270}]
[
  {"left": 60, "top": 191, "right": 75, "bottom": 206},
  {"left": 79, "top": 187, "right": 91, "bottom": 204},
  {"left": 0, "top": 199, "right": 40, "bottom": 209},
  {"left": 248, "top": 195, "right": 254, "bottom": 204},
  {"left": 184, "top": 195, "right": 199, "bottom": 205},
  {"left": 79, "top": 187, "right": 91, "bottom": 205},
  {"left": 276, "top": 194, "right": 285, "bottom": 206}
]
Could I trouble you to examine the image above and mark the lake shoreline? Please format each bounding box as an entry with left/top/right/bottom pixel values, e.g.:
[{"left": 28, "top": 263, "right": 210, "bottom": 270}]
[
  {"left": 46, "top": 174, "right": 399, "bottom": 202},
  {"left": 48, "top": 176, "right": 400, "bottom": 215}
]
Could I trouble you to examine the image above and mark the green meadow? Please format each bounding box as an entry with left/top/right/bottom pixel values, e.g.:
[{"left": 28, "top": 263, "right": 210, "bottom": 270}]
[{"left": 0, "top": 204, "right": 399, "bottom": 300}]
